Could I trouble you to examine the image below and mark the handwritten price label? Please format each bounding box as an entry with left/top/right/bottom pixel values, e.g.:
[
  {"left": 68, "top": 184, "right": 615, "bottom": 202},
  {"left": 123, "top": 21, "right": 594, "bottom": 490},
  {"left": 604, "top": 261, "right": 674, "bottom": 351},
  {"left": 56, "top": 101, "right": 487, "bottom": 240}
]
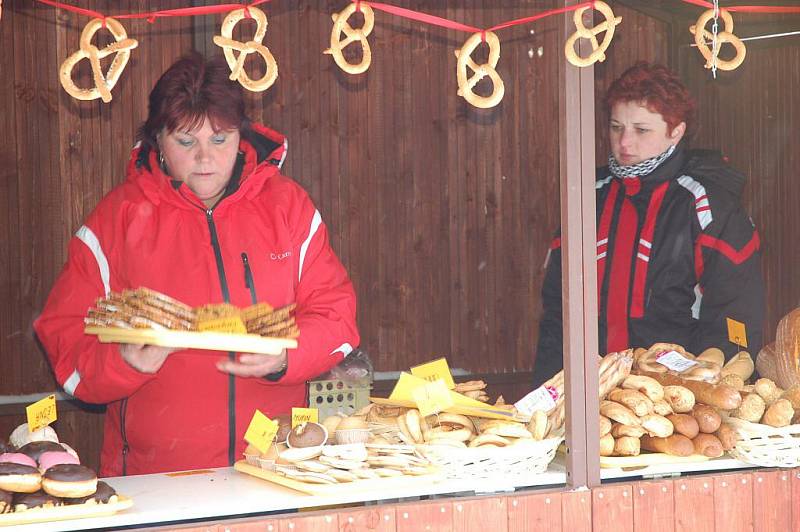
[
  {"left": 26, "top": 395, "right": 57, "bottom": 433},
  {"left": 514, "top": 385, "right": 558, "bottom": 417},
  {"left": 410, "top": 358, "right": 456, "bottom": 390},
  {"left": 291, "top": 408, "right": 319, "bottom": 428},
  {"left": 656, "top": 351, "right": 698, "bottom": 372},
  {"left": 244, "top": 410, "right": 278, "bottom": 455},
  {"left": 197, "top": 316, "right": 247, "bottom": 334},
  {"left": 411, "top": 379, "right": 454, "bottom": 417}
]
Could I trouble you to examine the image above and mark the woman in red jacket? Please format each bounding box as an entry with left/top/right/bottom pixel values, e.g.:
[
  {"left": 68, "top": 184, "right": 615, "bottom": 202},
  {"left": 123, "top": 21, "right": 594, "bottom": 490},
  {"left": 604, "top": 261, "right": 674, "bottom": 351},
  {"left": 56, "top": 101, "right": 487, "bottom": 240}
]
[{"left": 35, "top": 53, "right": 360, "bottom": 476}]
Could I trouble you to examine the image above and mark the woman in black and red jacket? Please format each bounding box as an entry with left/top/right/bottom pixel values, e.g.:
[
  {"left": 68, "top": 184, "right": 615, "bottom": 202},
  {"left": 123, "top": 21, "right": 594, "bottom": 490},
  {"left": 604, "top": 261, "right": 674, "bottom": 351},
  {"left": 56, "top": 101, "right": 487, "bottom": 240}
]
[{"left": 533, "top": 62, "right": 764, "bottom": 387}]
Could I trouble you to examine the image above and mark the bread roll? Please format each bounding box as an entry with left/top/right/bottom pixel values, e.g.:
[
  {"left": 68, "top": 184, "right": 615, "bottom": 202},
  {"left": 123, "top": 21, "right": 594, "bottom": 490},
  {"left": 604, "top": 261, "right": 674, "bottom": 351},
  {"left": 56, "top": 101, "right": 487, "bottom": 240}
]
[
  {"left": 621, "top": 375, "right": 664, "bottom": 402},
  {"left": 692, "top": 433, "right": 724, "bottom": 457},
  {"left": 731, "top": 393, "right": 766, "bottom": 423},
  {"left": 664, "top": 386, "right": 695, "bottom": 413},
  {"left": 640, "top": 434, "right": 694, "bottom": 457},
  {"left": 599, "top": 433, "right": 615, "bottom": 457},
  {"left": 714, "top": 423, "right": 739, "bottom": 451},
  {"left": 641, "top": 414, "right": 674, "bottom": 438},
  {"left": 607, "top": 388, "right": 654, "bottom": 416},
  {"left": 721, "top": 350, "right": 755, "bottom": 381},
  {"left": 691, "top": 404, "right": 722, "bottom": 433},
  {"left": 640, "top": 372, "right": 742, "bottom": 410},
  {"left": 652, "top": 399, "right": 674, "bottom": 416},
  {"left": 600, "top": 401, "right": 640, "bottom": 426},
  {"left": 611, "top": 423, "right": 646, "bottom": 439},
  {"left": 666, "top": 413, "right": 700, "bottom": 439},
  {"left": 613, "top": 436, "right": 640, "bottom": 457},
  {"left": 697, "top": 348, "right": 725, "bottom": 367},
  {"left": 754, "top": 378, "right": 783, "bottom": 406},
  {"left": 599, "top": 415, "right": 612, "bottom": 438},
  {"left": 781, "top": 386, "right": 800, "bottom": 410},
  {"left": 762, "top": 398, "right": 794, "bottom": 428},
  {"left": 719, "top": 373, "right": 745, "bottom": 391}
]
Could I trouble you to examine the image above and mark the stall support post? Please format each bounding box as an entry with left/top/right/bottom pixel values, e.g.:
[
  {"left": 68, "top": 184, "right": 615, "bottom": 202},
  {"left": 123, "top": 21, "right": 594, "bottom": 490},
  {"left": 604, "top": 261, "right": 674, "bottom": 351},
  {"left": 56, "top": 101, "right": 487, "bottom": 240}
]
[{"left": 559, "top": 0, "right": 600, "bottom": 490}]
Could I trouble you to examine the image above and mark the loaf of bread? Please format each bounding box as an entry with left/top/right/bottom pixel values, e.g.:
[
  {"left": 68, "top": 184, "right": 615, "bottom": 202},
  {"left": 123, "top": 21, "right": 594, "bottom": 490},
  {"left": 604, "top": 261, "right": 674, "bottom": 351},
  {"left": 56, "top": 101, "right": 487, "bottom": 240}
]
[
  {"left": 666, "top": 413, "right": 700, "bottom": 439},
  {"left": 639, "top": 371, "right": 742, "bottom": 411},
  {"left": 640, "top": 434, "right": 694, "bottom": 457}
]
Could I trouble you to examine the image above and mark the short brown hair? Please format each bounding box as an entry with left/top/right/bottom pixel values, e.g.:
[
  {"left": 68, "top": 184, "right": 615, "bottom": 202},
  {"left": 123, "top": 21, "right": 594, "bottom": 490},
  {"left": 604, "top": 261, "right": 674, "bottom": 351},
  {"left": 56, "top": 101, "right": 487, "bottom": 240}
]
[
  {"left": 138, "top": 52, "right": 248, "bottom": 149},
  {"left": 605, "top": 62, "right": 696, "bottom": 137}
]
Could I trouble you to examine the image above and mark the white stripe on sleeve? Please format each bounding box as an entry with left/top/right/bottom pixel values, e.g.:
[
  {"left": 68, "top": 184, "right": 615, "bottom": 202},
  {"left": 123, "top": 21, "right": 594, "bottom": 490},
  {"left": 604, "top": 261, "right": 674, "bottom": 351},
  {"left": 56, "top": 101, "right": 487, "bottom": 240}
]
[
  {"left": 63, "top": 369, "right": 81, "bottom": 396},
  {"left": 329, "top": 343, "right": 354, "bottom": 357},
  {"left": 75, "top": 225, "right": 111, "bottom": 296},
  {"left": 298, "top": 210, "right": 322, "bottom": 283}
]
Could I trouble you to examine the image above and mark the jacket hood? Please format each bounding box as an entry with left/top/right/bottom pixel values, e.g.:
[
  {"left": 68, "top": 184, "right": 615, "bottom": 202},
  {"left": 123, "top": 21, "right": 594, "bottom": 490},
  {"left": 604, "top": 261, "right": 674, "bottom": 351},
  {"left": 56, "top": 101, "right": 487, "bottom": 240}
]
[
  {"left": 125, "top": 123, "right": 287, "bottom": 209},
  {"left": 683, "top": 148, "right": 747, "bottom": 198}
]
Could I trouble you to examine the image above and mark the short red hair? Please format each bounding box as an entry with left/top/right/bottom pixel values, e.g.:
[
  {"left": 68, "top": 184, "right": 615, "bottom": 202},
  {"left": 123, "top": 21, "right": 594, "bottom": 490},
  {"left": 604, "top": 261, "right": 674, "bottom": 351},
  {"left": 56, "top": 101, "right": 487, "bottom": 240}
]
[
  {"left": 605, "top": 62, "right": 696, "bottom": 136},
  {"left": 138, "top": 52, "right": 248, "bottom": 149}
]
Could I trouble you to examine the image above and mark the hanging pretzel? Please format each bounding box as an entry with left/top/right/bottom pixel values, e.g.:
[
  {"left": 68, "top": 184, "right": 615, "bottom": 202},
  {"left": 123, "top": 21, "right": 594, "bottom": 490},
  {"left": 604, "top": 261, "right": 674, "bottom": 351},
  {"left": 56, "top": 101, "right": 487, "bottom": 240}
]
[
  {"left": 324, "top": 3, "right": 375, "bottom": 75},
  {"left": 564, "top": 1, "right": 622, "bottom": 68},
  {"left": 454, "top": 31, "right": 505, "bottom": 109},
  {"left": 690, "top": 8, "right": 746, "bottom": 72},
  {"left": 213, "top": 7, "right": 278, "bottom": 92},
  {"left": 59, "top": 18, "right": 138, "bottom": 103}
]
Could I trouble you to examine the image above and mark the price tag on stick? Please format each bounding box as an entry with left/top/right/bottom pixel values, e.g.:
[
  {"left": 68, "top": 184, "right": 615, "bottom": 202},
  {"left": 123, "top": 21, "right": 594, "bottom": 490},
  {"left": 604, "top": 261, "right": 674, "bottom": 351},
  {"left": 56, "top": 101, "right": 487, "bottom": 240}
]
[
  {"left": 291, "top": 408, "right": 318, "bottom": 428},
  {"left": 412, "top": 379, "right": 454, "bottom": 417},
  {"left": 244, "top": 410, "right": 278, "bottom": 455},
  {"left": 27, "top": 395, "right": 57, "bottom": 433},
  {"left": 410, "top": 357, "right": 456, "bottom": 389},
  {"left": 727, "top": 318, "right": 748, "bottom": 349}
]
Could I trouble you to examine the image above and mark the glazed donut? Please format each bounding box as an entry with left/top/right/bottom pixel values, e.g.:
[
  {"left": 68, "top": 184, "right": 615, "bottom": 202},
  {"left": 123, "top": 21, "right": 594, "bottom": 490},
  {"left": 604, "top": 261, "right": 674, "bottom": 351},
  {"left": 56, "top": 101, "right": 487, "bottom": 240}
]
[
  {"left": 41, "top": 464, "right": 97, "bottom": 498},
  {"left": 0, "top": 453, "right": 37, "bottom": 468},
  {"left": 37, "top": 451, "right": 80, "bottom": 473},
  {"left": 64, "top": 480, "right": 118, "bottom": 505},
  {"left": 0, "top": 463, "right": 42, "bottom": 493},
  {"left": 13, "top": 489, "right": 61, "bottom": 511},
  {"left": 17, "top": 441, "right": 65, "bottom": 462},
  {"left": 9, "top": 423, "right": 59, "bottom": 448}
]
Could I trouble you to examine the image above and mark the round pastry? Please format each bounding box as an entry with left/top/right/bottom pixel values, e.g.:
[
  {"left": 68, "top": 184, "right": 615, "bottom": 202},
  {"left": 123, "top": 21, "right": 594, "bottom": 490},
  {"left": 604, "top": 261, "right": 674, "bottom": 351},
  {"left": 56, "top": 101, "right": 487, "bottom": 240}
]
[
  {"left": 9, "top": 423, "right": 59, "bottom": 449},
  {"left": 64, "top": 480, "right": 117, "bottom": 505},
  {"left": 334, "top": 416, "right": 372, "bottom": 444},
  {"left": 41, "top": 464, "right": 97, "bottom": 498},
  {"left": 13, "top": 489, "right": 61, "bottom": 511},
  {"left": 0, "top": 463, "right": 42, "bottom": 493},
  {"left": 0, "top": 453, "right": 38, "bottom": 468},
  {"left": 0, "top": 488, "right": 11, "bottom": 513},
  {"left": 37, "top": 451, "right": 80, "bottom": 472},
  {"left": 286, "top": 422, "right": 328, "bottom": 448},
  {"left": 275, "top": 415, "right": 293, "bottom": 444},
  {"left": 17, "top": 441, "right": 65, "bottom": 462}
]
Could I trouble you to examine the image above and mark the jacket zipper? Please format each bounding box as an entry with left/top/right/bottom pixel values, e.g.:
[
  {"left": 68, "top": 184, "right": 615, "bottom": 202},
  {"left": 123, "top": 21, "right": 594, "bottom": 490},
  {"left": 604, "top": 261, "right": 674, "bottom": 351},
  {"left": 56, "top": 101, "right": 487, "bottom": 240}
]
[
  {"left": 241, "top": 252, "right": 258, "bottom": 305},
  {"left": 120, "top": 399, "right": 129, "bottom": 475},
  {"left": 205, "top": 208, "right": 237, "bottom": 466}
]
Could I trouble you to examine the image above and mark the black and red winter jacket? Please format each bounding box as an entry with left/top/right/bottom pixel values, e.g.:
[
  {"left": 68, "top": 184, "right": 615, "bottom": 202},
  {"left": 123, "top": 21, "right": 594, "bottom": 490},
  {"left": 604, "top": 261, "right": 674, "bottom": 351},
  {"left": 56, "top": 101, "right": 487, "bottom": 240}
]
[{"left": 532, "top": 143, "right": 764, "bottom": 386}]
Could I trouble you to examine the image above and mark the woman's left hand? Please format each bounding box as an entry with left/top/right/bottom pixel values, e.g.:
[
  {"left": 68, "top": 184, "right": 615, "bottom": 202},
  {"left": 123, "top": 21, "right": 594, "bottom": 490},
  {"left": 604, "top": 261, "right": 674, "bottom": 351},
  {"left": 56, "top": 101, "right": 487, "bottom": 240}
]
[{"left": 216, "top": 349, "right": 288, "bottom": 378}]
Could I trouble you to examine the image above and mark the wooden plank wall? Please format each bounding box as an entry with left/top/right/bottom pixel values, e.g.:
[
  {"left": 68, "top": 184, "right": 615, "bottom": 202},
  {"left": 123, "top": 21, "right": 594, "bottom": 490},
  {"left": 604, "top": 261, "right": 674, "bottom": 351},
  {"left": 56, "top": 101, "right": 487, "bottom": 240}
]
[
  {"left": 679, "top": 13, "right": 800, "bottom": 346},
  {"left": 151, "top": 469, "right": 800, "bottom": 532}
]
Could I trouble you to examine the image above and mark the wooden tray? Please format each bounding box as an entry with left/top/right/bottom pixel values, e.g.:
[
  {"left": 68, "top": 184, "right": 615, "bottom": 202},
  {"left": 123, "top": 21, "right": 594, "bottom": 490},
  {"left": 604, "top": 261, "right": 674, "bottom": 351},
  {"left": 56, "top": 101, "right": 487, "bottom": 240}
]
[
  {"left": 234, "top": 460, "right": 443, "bottom": 496},
  {"left": 0, "top": 495, "right": 133, "bottom": 527},
  {"left": 85, "top": 326, "right": 297, "bottom": 355}
]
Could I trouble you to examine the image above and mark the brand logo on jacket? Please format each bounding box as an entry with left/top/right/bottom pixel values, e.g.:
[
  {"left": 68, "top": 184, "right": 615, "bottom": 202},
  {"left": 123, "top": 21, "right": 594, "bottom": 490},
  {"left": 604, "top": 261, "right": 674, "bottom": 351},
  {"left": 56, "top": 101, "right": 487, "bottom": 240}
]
[{"left": 270, "top": 251, "right": 292, "bottom": 261}]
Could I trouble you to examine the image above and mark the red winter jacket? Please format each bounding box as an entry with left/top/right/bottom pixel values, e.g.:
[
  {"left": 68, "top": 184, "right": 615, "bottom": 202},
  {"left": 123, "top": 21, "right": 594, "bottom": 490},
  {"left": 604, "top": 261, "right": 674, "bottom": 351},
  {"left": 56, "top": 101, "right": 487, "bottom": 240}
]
[{"left": 34, "top": 124, "right": 360, "bottom": 476}]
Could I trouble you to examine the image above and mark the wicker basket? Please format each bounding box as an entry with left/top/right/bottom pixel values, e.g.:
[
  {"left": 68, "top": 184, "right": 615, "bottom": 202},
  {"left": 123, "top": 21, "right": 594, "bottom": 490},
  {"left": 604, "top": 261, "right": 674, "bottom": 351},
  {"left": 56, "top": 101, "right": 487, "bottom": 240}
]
[
  {"left": 418, "top": 435, "right": 563, "bottom": 482},
  {"left": 726, "top": 417, "right": 800, "bottom": 468}
]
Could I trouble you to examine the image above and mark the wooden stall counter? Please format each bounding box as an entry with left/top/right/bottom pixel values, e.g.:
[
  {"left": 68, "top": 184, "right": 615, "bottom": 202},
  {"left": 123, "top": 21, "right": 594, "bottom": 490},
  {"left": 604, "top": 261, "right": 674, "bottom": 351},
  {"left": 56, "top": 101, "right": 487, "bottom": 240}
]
[{"left": 7, "top": 466, "right": 566, "bottom": 531}]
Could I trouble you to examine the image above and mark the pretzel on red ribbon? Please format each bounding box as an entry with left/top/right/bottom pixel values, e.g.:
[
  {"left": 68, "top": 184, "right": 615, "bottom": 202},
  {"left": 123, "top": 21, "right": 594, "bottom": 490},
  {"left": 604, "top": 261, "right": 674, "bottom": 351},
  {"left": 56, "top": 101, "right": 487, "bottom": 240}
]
[
  {"left": 59, "top": 17, "right": 138, "bottom": 103},
  {"left": 454, "top": 31, "right": 505, "bottom": 109},
  {"left": 213, "top": 7, "right": 278, "bottom": 92},
  {"left": 689, "top": 8, "right": 746, "bottom": 71},
  {"left": 324, "top": 2, "right": 375, "bottom": 75},
  {"left": 564, "top": 1, "right": 622, "bottom": 67}
]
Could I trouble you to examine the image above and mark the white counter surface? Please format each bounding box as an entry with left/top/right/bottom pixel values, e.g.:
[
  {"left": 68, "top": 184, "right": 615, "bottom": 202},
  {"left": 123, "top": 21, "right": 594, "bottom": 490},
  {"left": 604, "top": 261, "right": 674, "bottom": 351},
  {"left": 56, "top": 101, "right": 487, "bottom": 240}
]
[{"left": 10, "top": 466, "right": 566, "bottom": 531}]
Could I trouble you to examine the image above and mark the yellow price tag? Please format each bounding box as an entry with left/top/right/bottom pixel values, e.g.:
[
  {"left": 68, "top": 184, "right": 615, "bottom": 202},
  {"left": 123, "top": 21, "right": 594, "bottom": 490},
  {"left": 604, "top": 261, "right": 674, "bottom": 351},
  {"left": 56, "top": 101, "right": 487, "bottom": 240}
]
[
  {"left": 26, "top": 395, "right": 57, "bottom": 433},
  {"left": 244, "top": 410, "right": 278, "bottom": 454},
  {"left": 197, "top": 316, "right": 247, "bottom": 334},
  {"left": 726, "top": 318, "right": 748, "bottom": 348},
  {"left": 411, "top": 379, "right": 454, "bottom": 417},
  {"left": 291, "top": 408, "right": 319, "bottom": 428},
  {"left": 410, "top": 357, "right": 456, "bottom": 389}
]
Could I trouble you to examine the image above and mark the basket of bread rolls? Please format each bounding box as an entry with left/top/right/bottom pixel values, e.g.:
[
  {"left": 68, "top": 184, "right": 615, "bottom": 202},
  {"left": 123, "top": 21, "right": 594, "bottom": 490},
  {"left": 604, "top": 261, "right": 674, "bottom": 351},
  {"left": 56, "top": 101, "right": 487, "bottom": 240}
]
[{"left": 627, "top": 342, "right": 800, "bottom": 468}]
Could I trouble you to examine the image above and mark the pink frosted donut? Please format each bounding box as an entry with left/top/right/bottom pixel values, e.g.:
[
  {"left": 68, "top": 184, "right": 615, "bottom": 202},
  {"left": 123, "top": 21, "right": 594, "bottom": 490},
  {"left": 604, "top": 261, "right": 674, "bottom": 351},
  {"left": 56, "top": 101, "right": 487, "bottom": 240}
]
[
  {"left": 37, "top": 451, "right": 80, "bottom": 473},
  {"left": 0, "top": 453, "right": 37, "bottom": 468}
]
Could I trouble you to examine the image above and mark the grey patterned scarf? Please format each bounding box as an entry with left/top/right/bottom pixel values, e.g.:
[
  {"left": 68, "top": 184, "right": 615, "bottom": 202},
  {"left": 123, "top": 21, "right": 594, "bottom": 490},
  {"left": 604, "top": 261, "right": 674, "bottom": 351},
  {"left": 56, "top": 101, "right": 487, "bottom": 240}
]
[{"left": 608, "top": 144, "right": 676, "bottom": 179}]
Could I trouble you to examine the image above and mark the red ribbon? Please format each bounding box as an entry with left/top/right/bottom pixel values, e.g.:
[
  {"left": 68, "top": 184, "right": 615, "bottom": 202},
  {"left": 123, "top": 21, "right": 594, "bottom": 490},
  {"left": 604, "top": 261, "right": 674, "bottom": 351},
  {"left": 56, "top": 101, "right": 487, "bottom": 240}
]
[
  {"left": 682, "top": 0, "right": 800, "bottom": 14},
  {"left": 35, "top": 0, "right": 273, "bottom": 22}
]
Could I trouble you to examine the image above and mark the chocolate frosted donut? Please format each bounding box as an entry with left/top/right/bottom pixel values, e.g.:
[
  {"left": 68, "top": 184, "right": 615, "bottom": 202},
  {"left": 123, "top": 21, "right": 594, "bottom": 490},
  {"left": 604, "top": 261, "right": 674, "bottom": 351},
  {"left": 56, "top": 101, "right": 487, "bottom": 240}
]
[
  {"left": 16, "top": 441, "right": 64, "bottom": 462},
  {"left": 64, "top": 480, "right": 117, "bottom": 505},
  {"left": 0, "top": 488, "right": 11, "bottom": 514},
  {"left": 13, "top": 489, "right": 61, "bottom": 511},
  {"left": 42, "top": 464, "right": 97, "bottom": 498},
  {"left": 0, "top": 463, "right": 42, "bottom": 493}
]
